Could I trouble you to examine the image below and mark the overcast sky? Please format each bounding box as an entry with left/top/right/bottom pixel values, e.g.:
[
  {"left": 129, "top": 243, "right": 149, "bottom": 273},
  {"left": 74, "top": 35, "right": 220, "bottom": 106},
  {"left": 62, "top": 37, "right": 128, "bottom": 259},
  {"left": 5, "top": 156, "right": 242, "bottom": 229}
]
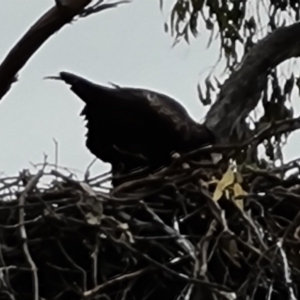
[{"left": 0, "top": 0, "right": 299, "bottom": 179}]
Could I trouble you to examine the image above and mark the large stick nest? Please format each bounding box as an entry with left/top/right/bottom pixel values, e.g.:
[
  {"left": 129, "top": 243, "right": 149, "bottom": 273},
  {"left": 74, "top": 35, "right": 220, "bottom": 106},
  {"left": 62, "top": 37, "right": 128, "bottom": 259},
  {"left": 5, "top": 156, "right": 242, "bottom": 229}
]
[{"left": 1, "top": 152, "right": 300, "bottom": 300}]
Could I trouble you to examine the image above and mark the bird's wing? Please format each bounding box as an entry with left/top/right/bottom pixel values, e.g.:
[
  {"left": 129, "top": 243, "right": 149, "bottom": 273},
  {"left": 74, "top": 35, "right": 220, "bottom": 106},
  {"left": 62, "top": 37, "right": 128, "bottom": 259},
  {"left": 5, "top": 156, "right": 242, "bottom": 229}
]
[
  {"left": 59, "top": 71, "right": 196, "bottom": 135},
  {"left": 58, "top": 72, "right": 208, "bottom": 160},
  {"left": 123, "top": 88, "right": 194, "bottom": 137}
]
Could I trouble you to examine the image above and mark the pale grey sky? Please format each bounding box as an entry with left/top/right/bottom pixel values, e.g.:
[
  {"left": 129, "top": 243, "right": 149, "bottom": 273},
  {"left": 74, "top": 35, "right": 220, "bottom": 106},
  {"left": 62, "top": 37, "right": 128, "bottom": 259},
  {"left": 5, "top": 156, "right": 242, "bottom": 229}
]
[{"left": 0, "top": 0, "right": 299, "bottom": 178}]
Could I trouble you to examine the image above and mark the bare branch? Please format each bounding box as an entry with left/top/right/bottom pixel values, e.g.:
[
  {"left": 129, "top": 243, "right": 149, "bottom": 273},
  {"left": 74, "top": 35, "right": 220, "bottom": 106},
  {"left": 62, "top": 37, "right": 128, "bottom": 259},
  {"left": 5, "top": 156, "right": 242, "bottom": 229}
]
[
  {"left": 205, "top": 22, "right": 300, "bottom": 143},
  {"left": 0, "top": 0, "right": 123, "bottom": 101},
  {"left": 79, "top": 0, "right": 129, "bottom": 17},
  {"left": 18, "top": 169, "right": 44, "bottom": 300}
]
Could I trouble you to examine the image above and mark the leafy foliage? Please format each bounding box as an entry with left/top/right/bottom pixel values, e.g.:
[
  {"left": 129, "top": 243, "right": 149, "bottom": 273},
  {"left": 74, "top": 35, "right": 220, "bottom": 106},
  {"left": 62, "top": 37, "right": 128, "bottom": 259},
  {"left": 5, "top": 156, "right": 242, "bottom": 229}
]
[
  {"left": 162, "top": 0, "right": 300, "bottom": 164},
  {"left": 165, "top": 0, "right": 300, "bottom": 67}
]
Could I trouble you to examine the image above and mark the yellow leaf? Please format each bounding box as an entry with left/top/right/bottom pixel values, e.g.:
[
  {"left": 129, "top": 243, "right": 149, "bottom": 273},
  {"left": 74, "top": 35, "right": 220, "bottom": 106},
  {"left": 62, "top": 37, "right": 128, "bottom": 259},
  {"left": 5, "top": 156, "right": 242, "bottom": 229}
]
[
  {"left": 233, "top": 183, "right": 247, "bottom": 197},
  {"left": 213, "top": 188, "right": 223, "bottom": 201},
  {"left": 233, "top": 183, "right": 247, "bottom": 210},
  {"left": 213, "top": 167, "right": 235, "bottom": 201},
  {"left": 235, "top": 199, "right": 244, "bottom": 210},
  {"left": 218, "top": 167, "right": 235, "bottom": 190}
]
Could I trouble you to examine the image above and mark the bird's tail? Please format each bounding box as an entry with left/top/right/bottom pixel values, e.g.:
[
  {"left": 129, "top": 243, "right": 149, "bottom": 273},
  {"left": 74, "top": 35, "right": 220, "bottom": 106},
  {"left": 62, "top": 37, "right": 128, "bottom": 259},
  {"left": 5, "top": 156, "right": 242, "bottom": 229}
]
[
  {"left": 44, "top": 72, "right": 91, "bottom": 87},
  {"left": 46, "top": 71, "right": 119, "bottom": 107},
  {"left": 57, "top": 71, "right": 108, "bottom": 104},
  {"left": 59, "top": 72, "right": 85, "bottom": 86}
]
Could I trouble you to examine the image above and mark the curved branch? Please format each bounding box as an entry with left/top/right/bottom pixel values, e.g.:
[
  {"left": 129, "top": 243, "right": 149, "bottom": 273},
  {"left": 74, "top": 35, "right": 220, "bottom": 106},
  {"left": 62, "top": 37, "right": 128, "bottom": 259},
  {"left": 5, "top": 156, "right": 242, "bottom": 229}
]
[
  {"left": 0, "top": 0, "right": 124, "bottom": 101},
  {"left": 205, "top": 22, "right": 300, "bottom": 143}
]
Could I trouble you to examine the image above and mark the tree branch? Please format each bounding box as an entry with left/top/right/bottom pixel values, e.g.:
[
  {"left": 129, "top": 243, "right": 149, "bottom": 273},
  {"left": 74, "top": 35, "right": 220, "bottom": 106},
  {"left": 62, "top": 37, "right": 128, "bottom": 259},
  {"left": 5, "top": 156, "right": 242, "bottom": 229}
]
[
  {"left": 0, "top": 0, "right": 123, "bottom": 101},
  {"left": 205, "top": 22, "right": 300, "bottom": 143}
]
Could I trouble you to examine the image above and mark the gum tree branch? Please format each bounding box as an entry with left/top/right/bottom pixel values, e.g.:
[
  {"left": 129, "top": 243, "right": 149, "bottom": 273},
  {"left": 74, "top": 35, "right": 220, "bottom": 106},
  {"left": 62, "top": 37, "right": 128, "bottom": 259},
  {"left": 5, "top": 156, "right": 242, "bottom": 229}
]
[
  {"left": 0, "top": 0, "right": 124, "bottom": 101},
  {"left": 205, "top": 22, "right": 300, "bottom": 143}
]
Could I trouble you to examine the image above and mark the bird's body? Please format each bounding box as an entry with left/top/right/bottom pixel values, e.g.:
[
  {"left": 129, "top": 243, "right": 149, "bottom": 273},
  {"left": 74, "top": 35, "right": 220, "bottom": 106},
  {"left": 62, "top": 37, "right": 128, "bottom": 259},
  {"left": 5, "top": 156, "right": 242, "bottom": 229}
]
[{"left": 59, "top": 72, "right": 214, "bottom": 186}]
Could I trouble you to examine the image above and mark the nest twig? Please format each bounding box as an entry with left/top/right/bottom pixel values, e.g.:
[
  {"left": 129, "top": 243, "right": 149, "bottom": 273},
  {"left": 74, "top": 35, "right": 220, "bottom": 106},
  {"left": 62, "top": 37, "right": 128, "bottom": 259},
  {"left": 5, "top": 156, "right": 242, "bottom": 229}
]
[{"left": 0, "top": 150, "right": 299, "bottom": 300}]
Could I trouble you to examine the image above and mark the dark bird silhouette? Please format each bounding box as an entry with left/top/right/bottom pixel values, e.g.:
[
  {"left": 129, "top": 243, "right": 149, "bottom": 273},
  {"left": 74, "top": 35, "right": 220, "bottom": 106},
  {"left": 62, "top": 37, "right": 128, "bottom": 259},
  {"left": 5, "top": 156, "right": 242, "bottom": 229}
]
[{"left": 58, "top": 72, "right": 214, "bottom": 186}]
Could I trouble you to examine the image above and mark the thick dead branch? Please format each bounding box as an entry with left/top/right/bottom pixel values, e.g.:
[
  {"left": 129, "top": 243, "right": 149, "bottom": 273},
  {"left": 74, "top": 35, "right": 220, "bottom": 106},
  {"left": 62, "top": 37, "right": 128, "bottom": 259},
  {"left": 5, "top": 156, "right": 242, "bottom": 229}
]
[
  {"left": 0, "top": 0, "right": 124, "bottom": 101},
  {"left": 205, "top": 22, "right": 300, "bottom": 143}
]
